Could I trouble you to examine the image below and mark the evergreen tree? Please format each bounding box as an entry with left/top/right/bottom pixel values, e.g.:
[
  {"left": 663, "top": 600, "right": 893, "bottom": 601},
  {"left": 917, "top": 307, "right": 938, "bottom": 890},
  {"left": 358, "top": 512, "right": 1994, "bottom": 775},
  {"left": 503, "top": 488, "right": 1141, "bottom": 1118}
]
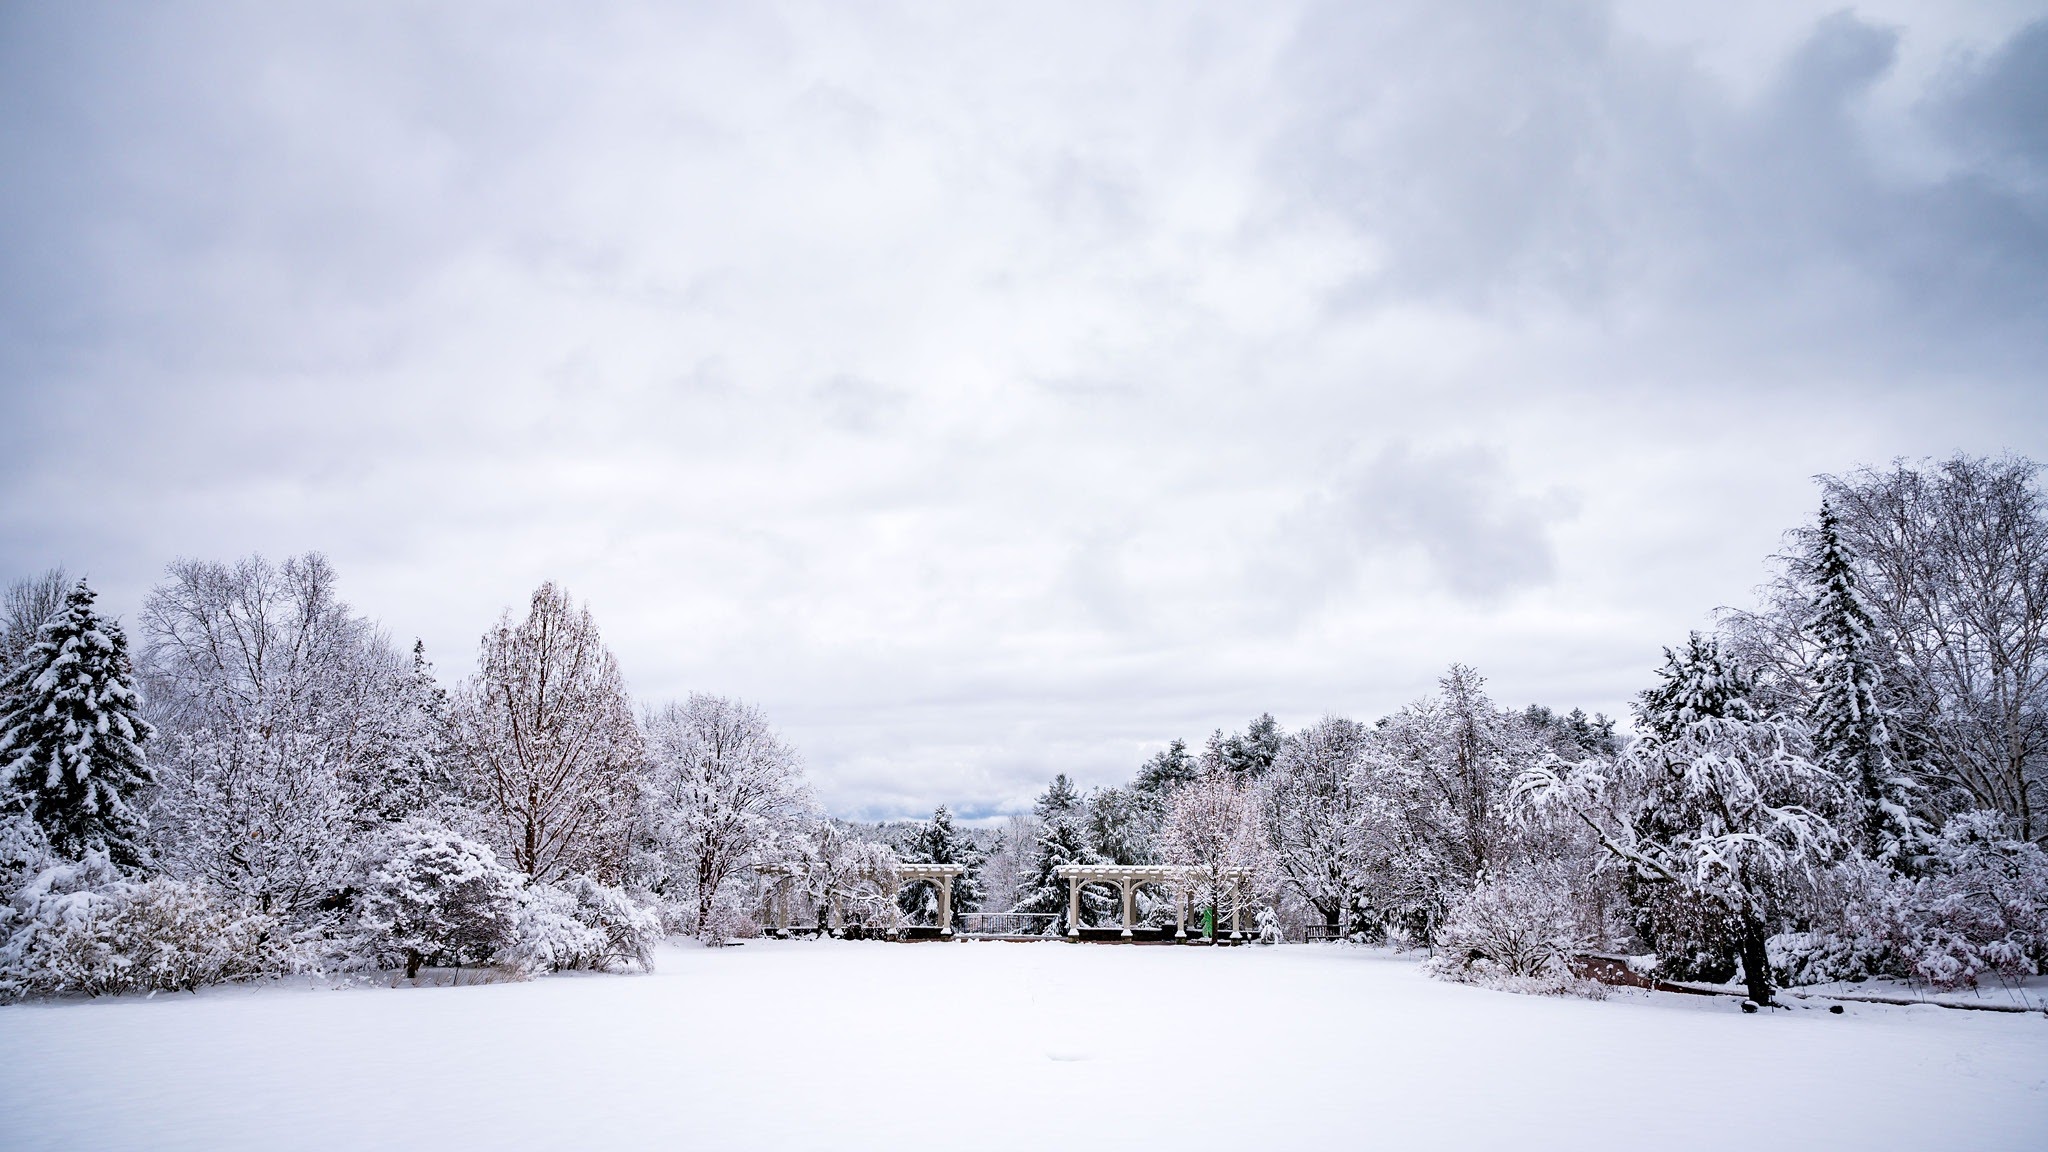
[
  {"left": 1197, "top": 715, "right": 1288, "bottom": 780},
  {"left": 1634, "top": 632, "right": 1755, "bottom": 742},
  {"left": 1084, "top": 785, "right": 1156, "bottom": 864},
  {"left": 1805, "top": 501, "right": 1923, "bottom": 867},
  {"left": 897, "top": 805, "right": 985, "bottom": 927},
  {"left": 0, "top": 581, "right": 155, "bottom": 870},
  {"left": 1033, "top": 773, "right": 1082, "bottom": 823},
  {"left": 1009, "top": 816, "right": 1108, "bottom": 933},
  {"left": 345, "top": 639, "right": 456, "bottom": 826},
  {"left": 1625, "top": 632, "right": 1761, "bottom": 981},
  {"left": 1135, "top": 739, "right": 1197, "bottom": 795}
]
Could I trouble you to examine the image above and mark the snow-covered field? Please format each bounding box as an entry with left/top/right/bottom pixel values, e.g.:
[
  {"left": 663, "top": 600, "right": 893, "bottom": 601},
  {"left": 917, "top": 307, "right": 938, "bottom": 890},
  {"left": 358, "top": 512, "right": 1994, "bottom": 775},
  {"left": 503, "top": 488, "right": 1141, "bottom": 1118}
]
[{"left": 3, "top": 941, "right": 2044, "bottom": 1151}]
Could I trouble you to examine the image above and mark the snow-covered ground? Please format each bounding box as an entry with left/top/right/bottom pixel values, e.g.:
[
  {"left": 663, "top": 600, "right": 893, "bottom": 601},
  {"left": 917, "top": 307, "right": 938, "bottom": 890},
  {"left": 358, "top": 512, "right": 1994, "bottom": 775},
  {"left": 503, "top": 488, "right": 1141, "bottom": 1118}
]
[{"left": 3, "top": 941, "right": 2044, "bottom": 1151}]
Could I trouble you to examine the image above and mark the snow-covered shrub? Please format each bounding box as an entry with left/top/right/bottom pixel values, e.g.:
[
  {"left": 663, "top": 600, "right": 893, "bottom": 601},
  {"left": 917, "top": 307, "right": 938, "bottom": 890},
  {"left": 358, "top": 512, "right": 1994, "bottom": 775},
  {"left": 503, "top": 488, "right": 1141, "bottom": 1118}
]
[
  {"left": 696, "top": 888, "right": 758, "bottom": 945},
  {"left": 507, "top": 876, "right": 661, "bottom": 973},
  {"left": 1772, "top": 813, "right": 2048, "bottom": 991},
  {"left": 1, "top": 851, "right": 287, "bottom": 1000},
  {"left": 351, "top": 819, "right": 522, "bottom": 978},
  {"left": 1424, "top": 868, "right": 1602, "bottom": 997}
]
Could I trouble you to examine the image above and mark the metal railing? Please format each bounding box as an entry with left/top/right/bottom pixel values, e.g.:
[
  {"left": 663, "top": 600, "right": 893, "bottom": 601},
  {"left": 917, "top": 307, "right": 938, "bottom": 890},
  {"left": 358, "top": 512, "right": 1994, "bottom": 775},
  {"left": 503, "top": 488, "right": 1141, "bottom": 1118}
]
[{"left": 956, "top": 912, "right": 1059, "bottom": 936}]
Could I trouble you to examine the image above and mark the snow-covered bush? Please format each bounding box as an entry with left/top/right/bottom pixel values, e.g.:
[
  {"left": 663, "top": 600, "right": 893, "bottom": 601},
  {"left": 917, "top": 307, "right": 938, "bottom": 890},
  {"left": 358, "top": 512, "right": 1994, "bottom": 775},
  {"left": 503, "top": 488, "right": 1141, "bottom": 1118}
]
[
  {"left": 351, "top": 819, "right": 522, "bottom": 978},
  {"left": 507, "top": 876, "right": 661, "bottom": 973},
  {"left": 1, "top": 851, "right": 288, "bottom": 1000},
  {"left": 696, "top": 887, "right": 759, "bottom": 945},
  {"left": 1425, "top": 868, "right": 1600, "bottom": 996},
  {"left": 1771, "top": 813, "right": 2048, "bottom": 991}
]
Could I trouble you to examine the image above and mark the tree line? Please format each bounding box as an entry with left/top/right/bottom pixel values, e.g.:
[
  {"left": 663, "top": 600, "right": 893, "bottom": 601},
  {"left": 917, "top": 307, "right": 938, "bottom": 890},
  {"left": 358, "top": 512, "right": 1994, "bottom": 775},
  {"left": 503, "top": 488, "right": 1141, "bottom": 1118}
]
[
  {"left": 0, "top": 559, "right": 874, "bottom": 997},
  {"left": 985, "top": 454, "right": 2048, "bottom": 1005}
]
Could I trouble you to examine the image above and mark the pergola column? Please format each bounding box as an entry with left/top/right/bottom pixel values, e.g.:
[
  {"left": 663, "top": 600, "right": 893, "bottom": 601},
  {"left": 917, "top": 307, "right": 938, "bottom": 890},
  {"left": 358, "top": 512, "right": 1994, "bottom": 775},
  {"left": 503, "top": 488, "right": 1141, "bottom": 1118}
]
[
  {"left": 1119, "top": 881, "right": 1136, "bottom": 937},
  {"left": 937, "top": 874, "right": 954, "bottom": 937},
  {"left": 1229, "top": 877, "right": 1244, "bottom": 940},
  {"left": 1175, "top": 886, "right": 1188, "bottom": 940},
  {"left": 1066, "top": 874, "right": 1082, "bottom": 937}
]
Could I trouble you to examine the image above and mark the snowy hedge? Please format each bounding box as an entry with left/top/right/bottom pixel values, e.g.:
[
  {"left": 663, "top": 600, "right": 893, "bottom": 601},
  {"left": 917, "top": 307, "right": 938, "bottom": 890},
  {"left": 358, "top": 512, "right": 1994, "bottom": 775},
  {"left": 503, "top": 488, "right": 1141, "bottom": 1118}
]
[{"left": 1, "top": 851, "right": 289, "bottom": 1000}]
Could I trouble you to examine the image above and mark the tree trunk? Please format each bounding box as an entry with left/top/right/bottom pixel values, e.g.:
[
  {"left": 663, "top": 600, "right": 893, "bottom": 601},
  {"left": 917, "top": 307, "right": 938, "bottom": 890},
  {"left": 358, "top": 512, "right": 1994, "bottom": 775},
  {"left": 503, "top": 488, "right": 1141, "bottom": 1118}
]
[
  {"left": 405, "top": 948, "right": 423, "bottom": 980},
  {"left": 1738, "top": 917, "right": 1773, "bottom": 1006}
]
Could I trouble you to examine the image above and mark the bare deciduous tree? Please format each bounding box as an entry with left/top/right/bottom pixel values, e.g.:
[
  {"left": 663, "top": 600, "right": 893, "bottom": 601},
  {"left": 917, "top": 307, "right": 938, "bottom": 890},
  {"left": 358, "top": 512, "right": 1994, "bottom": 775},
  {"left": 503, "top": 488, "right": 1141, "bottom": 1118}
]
[
  {"left": 453, "top": 583, "right": 641, "bottom": 883},
  {"left": 1260, "top": 715, "right": 1372, "bottom": 935},
  {"left": 1819, "top": 456, "right": 2048, "bottom": 839},
  {"left": 639, "top": 694, "right": 812, "bottom": 935},
  {"left": 2, "top": 568, "right": 73, "bottom": 674},
  {"left": 139, "top": 554, "right": 417, "bottom": 915}
]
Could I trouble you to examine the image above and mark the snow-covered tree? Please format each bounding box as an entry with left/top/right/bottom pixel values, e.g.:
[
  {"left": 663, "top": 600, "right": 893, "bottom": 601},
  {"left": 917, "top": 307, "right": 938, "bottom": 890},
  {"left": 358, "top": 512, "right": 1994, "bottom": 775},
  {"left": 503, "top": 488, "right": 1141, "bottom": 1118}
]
[
  {"left": 1034, "top": 773, "right": 1082, "bottom": 822},
  {"left": 345, "top": 640, "right": 458, "bottom": 826},
  {"left": 798, "top": 820, "right": 901, "bottom": 935},
  {"left": 452, "top": 582, "right": 642, "bottom": 884},
  {"left": 639, "top": 694, "right": 812, "bottom": 936},
  {"left": 897, "top": 805, "right": 984, "bottom": 927},
  {"left": 0, "top": 581, "right": 156, "bottom": 871},
  {"left": 1083, "top": 785, "right": 1157, "bottom": 866},
  {"left": 351, "top": 818, "right": 523, "bottom": 979},
  {"left": 1518, "top": 717, "right": 1846, "bottom": 1005},
  {"left": 1260, "top": 715, "right": 1371, "bottom": 935},
  {"left": 1, "top": 568, "right": 70, "bottom": 676},
  {"left": 1135, "top": 738, "right": 1198, "bottom": 795},
  {"left": 1806, "top": 501, "right": 1924, "bottom": 867},
  {"left": 1635, "top": 633, "right": 1756, "bottom": 741},
  {"left": 1159, "top": 770, "right": 1266, "bottom": 937},
  {"left": 1012, "top": 779, "right": 1106, "bottom": 933},
  {"left": 1425, "top": 862, "right": 1594, "bottom": 992},
  {"left": 1200, "top": 713, "right": 1286, "bottom": 781},
  {"left": 139, "top": 554, "right": 430, "bottom": 915},
  {"left": 1721, "top": 457, "right": 2048, "bottom": 840}
]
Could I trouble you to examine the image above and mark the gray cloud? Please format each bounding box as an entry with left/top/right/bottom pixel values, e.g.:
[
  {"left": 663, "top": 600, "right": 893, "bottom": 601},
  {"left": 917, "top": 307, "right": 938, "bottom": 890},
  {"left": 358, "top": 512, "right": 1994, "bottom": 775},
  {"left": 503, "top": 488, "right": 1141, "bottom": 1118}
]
[
  {"left": 2, "top": 2, "right": 2044, "bottom": 819},
  {"left": 1337, "top": 444, "right": 1566, "bottom": 602}
]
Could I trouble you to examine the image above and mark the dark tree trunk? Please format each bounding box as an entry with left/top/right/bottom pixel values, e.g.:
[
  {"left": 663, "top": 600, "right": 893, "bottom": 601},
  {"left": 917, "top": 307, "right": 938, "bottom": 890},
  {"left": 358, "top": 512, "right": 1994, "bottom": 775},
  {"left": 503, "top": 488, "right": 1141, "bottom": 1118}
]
[
  {"left": 405, "top": 949, "right": 423, "bottom": 980},
  {"left": 1738, "top": 917, "right": 1773, "bottom": 1006}
]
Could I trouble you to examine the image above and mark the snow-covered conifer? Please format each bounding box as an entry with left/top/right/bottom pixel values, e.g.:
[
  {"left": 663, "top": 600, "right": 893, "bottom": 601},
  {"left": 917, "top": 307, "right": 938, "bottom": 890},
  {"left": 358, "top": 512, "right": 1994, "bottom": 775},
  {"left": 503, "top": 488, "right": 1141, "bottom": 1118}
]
[
  {"left": 1033, "top": 773, "right": 1082, "bottom": 822},
  {"left": 1135, "top": 738, "right": 1198, "bottom": 795},
  {"left": 1805, "top": 502, "right": 1923, "bottom": 867},
  {"left": 897, "top": 805, "right": 984, "bottom": 926},
  {"left": 0, "top": 581, "right": 155, "bottom": 870},
  {"left": 1634, "top": 632, "right": 1756, "bottom": 742},
  {"left": 1083, "top": 786, "right": 1157, "bottom": 866},
  {"left": 352, "top": 819, "right": 523, "bottom": 978},
  {"left": 1010, "top": 803, "right": 1106, "bottom": 933}
]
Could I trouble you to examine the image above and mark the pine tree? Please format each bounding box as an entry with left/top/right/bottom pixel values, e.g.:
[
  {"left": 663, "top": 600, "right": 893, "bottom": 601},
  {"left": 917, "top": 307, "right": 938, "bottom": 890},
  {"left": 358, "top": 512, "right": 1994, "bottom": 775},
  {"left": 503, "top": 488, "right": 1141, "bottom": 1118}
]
[
  {"left": 1009, "top": 817, "right": 1108, "bottom": 933},
  {"left": 897, "top": 805, "right": 985, "bottom": 927},
  {"left": 1033, "top": 773, "right": 1082, "bottom": 823},
  {"left": 1634, "top": 631, "right": 1755, "bottom": 742},
  {"left": 0, "top": 581, "right": 156, "bottom": 870},
  {"left": 1135, "top": 738, "right": 1197, "bottom": 795},
  {"left": 1806, "top": 501, "right": 1923, "bottom": 867}
]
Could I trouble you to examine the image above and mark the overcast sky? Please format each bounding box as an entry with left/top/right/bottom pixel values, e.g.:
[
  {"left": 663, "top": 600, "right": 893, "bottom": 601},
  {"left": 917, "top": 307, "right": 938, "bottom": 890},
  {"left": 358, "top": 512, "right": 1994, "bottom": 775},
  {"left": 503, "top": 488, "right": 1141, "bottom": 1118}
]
[{"left": 3, "top": 1, "right": 2044, "bottom": 820}]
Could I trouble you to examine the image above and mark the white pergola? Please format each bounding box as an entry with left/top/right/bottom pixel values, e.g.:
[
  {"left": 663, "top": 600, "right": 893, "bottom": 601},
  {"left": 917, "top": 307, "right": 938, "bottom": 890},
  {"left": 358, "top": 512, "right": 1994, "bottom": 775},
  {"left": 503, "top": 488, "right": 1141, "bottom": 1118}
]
[
  {"left": 1054, "top": 863, "right": 1255, "bottom": 940},
  {"left": 755, "top": 862, "right": 966, "bottom": 937}
]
